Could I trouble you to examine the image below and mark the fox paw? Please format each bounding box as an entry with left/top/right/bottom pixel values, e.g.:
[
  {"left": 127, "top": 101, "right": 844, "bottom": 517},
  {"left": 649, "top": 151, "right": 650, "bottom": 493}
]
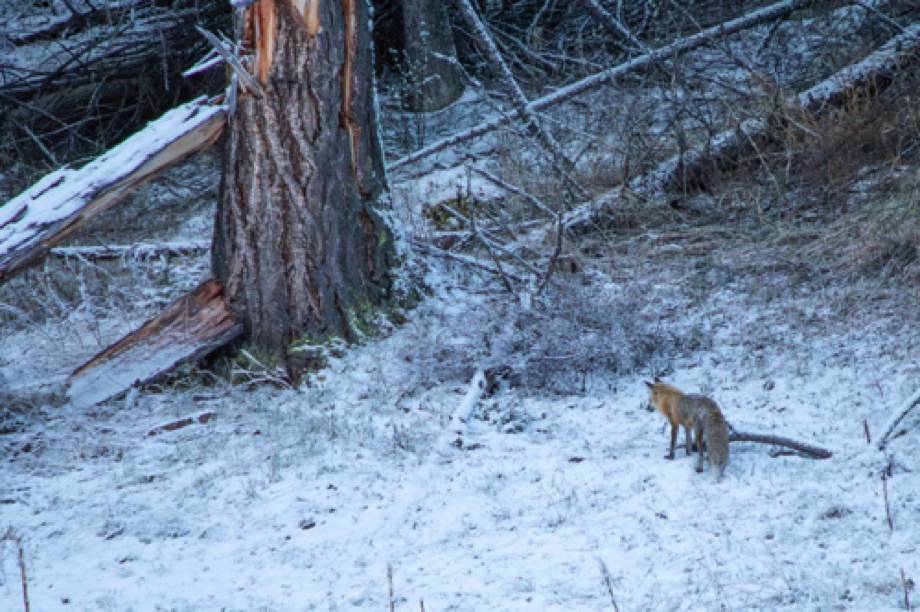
[
  {"left": 664, "top": 453, "right": 675, "bottom": 460},
  {"left": 695, "top": 466, "right": 704, "bottom": 473}
]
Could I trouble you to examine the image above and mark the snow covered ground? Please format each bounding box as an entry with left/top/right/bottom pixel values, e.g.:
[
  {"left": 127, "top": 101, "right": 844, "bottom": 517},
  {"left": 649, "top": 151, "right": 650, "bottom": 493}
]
[{"left": 1, "top": 252, "right": 918, "bottom": 610}]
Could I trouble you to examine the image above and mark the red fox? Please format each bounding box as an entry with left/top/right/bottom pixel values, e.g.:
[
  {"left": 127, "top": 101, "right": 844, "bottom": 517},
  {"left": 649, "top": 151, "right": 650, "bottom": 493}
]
[{"left": 644, "top": 379, "right": 729, "bottom": 479}]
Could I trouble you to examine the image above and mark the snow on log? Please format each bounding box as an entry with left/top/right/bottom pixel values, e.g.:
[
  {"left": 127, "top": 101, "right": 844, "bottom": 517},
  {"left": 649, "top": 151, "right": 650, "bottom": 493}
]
[
  {"left": 452, "top": 368, "right": 488, "bottom": 427},
  {"left": 0, "top": 96, "right": 226, "bottom": 285},
  {"left": 67, "top": 279, "right": 242, "bottom": 409}
]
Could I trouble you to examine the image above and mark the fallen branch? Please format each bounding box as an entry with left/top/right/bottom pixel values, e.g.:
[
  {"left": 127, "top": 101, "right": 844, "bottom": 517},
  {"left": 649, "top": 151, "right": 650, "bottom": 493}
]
[
  {"left": 877, "top": 387, "right": 920, "bottom": 451},
  {"left": 728, "top": 428, "right": 833, "bottom": 459},
  {"left": 389, "top": 0, "right": 817, "bottom": 172},
  {"left": 0, "top": 96, "right": 226, "bottom": 285},
  {"left": 67, "top": 279, "right": 242, "bottom": 408},
  {"left": 51, "top": 242, "right": 210, "bottom": 261},
  {"left": 410, "top": 239, "right": 525, "bottom": 283}
]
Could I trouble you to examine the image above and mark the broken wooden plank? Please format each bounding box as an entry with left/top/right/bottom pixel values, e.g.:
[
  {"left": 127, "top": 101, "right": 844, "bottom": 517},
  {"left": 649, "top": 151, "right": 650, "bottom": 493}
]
[
  {"left": 67, "top": 279, "right": 243, "bottom": 408},
  {"left": 0, "top": 96, "right": 226, "bottom": 285}
]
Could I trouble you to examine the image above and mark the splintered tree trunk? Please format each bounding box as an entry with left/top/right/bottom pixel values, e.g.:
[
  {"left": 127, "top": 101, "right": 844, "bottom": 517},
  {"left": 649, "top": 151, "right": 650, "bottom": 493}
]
[
  {"left": 213, "top": 0, "right": 395, "bottom": 353},
  {"left": 402, "top": 0, "right": 463, "bottom": 112}
]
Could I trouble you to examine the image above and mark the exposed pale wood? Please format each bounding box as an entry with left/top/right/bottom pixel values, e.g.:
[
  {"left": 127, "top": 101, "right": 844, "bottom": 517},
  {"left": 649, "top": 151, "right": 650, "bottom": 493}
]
[
  {"left": 0, "top": 97, "right": 226, "bottom": 285},
  {"left": 67, "top": 280, "right": 243, "bottom": 408}
]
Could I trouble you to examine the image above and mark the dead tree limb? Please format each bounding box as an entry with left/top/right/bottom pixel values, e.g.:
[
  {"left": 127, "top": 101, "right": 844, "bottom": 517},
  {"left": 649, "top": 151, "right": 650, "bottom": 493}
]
[
  {"left": 0, "top": 96, "right": 226, "bottom": 285},
  {"left": 728, "top": 428, "right": 833, "bottom": 459},
  {"left": 877, "top": 388, "right": 920, "bottom": 451},
  {"left": 67, "top": 279, "right": 242, "bottom": 408},
  {"left": 389, "top": 0, "right": 818, "bottom": 172}
]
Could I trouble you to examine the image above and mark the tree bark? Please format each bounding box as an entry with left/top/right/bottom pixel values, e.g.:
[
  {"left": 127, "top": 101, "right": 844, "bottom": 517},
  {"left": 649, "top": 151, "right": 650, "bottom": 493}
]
[
  {"left": 402, "top": 0, "right": 464, "bottom": 112},
  {"left": 213, "top": 0, "right": 395, "bottom": 353}
]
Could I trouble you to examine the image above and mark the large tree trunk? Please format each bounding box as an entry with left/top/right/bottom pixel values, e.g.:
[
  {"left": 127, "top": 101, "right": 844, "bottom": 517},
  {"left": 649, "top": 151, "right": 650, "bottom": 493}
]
[
  {"left": 213, "top": 0, "right": 395, "bottom": 353},
  {"left": 402, "top": 0, "right": 464, "bottom": 112}
]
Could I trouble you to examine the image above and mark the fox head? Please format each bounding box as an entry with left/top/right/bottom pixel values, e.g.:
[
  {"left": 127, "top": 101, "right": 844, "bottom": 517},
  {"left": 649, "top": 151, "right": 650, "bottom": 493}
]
[{"left": 644, "top": 377, "right": 664, "bottom": 412}]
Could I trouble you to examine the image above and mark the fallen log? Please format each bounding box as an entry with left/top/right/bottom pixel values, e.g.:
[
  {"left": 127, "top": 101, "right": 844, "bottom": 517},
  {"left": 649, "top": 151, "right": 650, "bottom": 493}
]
[
  {"left": 67, "top": 279, "right": 242, "bottom": 409},
  {"left": 0, "top": 96, "right": 226, "bottom": 285},
  {"left": 633, "top": 23, "right": 920, "bottom": 196}
]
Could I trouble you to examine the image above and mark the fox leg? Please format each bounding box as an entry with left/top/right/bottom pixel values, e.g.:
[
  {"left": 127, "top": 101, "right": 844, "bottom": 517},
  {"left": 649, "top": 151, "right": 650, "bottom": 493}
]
[
  {"left": 683, "top": 425, "right": 692, "bottom": 456},
  {"left": 694, "top": 422, "right": 705, "bottom": 473},
  {"left": 666, "top": 424, "right": 678, "bottom": 459}
]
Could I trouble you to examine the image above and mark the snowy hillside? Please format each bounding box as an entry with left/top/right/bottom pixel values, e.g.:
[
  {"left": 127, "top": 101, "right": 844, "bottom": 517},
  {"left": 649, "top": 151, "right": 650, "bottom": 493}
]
[{"left": 2, "top": 245, "right": 918, "bottom": 609}]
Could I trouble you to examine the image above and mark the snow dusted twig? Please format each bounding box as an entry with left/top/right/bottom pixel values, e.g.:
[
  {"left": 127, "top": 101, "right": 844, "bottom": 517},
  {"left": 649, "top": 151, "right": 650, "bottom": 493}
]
[
  {"left": 535, "top": 216, "right": 564, "bottom": 296},
  {"left": 469, "top": 166, "right": 558, "bottom": 220},
  {"left": 877, "top": 387, "right": 920, "bottom": 451},
  {"left": 597, "top": 559, "right": 620, "bottom": 612},
  {"left": 410, "top": 240, "right": 525, "bottom": 283},
  {"left": 471, "top": 212, "right": 516, "bottom": 293},
  {"left": 387, "top": 564, "right": 396, "bottom": 612},
  {"left": 148, "top": 411, "right": 217, "bottom": 436},
  {"left": 389, "top": 0, "right": 818, "bottom": 172},
  {"left": 882, "top": 469, "right": 894, "bottom": 531}
]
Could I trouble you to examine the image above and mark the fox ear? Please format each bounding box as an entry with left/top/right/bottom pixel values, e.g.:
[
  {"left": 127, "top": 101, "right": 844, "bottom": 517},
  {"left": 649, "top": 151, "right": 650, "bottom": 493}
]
[{"left": 644, "top": 380, "right": 654, "bottom": 388}]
